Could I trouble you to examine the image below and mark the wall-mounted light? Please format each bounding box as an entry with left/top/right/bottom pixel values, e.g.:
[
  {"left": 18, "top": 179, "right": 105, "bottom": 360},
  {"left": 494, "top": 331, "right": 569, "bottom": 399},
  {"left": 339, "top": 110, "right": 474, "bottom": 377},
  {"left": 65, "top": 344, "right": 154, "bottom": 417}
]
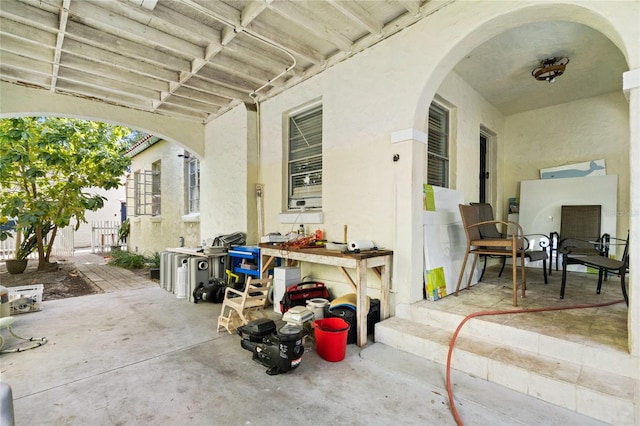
[{"left": 532, "top": 57, "right": 570, "bottom": 83}]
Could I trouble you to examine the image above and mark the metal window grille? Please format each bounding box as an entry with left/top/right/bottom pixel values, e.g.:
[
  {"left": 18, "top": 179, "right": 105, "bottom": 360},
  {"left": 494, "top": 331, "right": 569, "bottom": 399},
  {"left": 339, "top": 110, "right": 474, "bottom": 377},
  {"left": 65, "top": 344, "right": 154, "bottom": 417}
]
[
  {"left": 127, "top": 167, "right": 161, "bottom": 216},
  {"left": 288, "top": 104, "right": 322, "bottom": 209},
  {"left": 427, "top": 102, "right": 449, "bottom": 188}
]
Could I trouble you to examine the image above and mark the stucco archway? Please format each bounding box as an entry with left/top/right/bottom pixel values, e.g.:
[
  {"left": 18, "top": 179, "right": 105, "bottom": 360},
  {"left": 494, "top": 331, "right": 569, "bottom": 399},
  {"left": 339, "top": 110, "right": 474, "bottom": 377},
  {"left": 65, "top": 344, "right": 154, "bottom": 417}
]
[
  {"left": 411, "top": 2, "right": 637, "bottom": 354},
  {"left": 0, "top": 83, "right": 205, "bottom": 157},
  {"left": 414, "top": 3, "right": 633, "bottom": 124}
]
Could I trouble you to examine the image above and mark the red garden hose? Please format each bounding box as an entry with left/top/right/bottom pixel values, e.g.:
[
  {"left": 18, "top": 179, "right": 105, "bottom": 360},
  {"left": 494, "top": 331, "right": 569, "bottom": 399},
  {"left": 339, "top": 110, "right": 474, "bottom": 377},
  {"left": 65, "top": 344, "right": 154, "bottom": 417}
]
[{"left": 445, "top": 299, "right": 626, "bottom": 426}]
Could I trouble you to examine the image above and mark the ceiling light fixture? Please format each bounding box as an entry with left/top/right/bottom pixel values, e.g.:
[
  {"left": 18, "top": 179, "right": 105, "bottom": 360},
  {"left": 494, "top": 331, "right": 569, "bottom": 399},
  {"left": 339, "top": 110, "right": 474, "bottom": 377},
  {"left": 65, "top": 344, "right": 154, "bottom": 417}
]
[{"left": 532, "top": 57, "right": 570, "bottom": 83}]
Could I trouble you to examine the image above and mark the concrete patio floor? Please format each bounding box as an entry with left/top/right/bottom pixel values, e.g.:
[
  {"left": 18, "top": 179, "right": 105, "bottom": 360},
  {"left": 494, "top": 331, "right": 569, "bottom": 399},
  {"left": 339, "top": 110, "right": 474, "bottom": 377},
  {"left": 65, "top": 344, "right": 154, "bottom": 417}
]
[{"left": 0, "top": 254, "right": 609, "bottom": 425}]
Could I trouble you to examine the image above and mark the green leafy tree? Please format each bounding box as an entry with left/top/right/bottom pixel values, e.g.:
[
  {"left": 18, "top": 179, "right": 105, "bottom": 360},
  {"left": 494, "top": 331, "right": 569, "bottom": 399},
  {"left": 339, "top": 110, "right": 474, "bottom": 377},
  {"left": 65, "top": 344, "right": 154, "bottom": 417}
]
[{"left": 0, "top": 117, "right": 132, "bottom": 270}]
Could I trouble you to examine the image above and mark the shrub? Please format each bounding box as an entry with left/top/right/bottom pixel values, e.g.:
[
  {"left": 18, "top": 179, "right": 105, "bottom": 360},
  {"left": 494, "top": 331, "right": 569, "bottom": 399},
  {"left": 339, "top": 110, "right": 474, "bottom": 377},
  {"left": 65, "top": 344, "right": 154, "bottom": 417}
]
[
  {"left": 108, "top": 249, "right": 148, "bottom": 269},
  {"left": 148, "top": 251, "right": 161, "bottom": 269}
]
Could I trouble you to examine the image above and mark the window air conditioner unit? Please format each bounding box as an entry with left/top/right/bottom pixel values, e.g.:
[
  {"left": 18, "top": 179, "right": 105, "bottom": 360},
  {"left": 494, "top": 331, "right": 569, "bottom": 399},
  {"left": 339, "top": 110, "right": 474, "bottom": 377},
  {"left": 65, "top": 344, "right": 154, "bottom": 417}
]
[{"left": 289, "top": 197, "right": 322, "bottom": 210}]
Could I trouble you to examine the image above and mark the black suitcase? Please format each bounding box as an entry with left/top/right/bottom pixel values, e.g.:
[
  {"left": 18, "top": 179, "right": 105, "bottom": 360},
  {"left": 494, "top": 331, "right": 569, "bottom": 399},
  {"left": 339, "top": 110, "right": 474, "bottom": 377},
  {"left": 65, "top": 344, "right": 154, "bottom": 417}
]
[{"left": 327, "top": 299, "right": 380, "bottom": 344}]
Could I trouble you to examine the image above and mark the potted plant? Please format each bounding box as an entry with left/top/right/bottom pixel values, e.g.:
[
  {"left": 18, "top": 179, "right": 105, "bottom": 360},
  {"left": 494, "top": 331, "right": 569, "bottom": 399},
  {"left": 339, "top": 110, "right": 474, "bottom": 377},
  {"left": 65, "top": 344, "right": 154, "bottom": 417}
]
[
  {"left": 1, "top": 217, "right": 46, "bottom": 274},
  {"left": 1, "top": 222, "right": 24, "bottom": 273},
  {"left": 3, "top": 229, "right": 32, "bottom": 275},
  {"left": 147, "top": 251, "right": 161, "bottom": 280}
]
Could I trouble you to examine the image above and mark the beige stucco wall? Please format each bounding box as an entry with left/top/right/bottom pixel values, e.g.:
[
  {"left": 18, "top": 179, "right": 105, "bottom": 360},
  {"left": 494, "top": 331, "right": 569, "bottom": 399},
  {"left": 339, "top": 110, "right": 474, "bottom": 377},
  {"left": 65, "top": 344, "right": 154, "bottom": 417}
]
[
  {"left": 1, "top": 1, "right": 637, "bottom": 354},
  {"left": 74, "top": 185, "right": 126, "bottom": 248},
  {"left": 253, "top": 1, "right": 639, "bottom": 305},
  {"left": 503, "top": 91, "right": 630, "bottom": 243},
  {"left": 251, "top": 65, "right": 508, "bottom": 300},
  {"left": 249, "top": 1, "right": 639, "bottom": 357},
  {"left": 128, "top": 140, "right": 200, "bottom": 255},
  {"left": 435, "top": 72, "right": 506, "bottom": 210},
  {"left": 200, "top": 104, "right": 259, "bottom": 244}
]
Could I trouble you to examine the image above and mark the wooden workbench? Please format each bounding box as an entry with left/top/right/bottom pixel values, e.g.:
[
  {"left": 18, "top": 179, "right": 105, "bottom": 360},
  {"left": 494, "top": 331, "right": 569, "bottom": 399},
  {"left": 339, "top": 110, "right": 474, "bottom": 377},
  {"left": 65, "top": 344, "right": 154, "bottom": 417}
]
[{"left": 259, "top": 244, "right": 392, "bottom": 347}]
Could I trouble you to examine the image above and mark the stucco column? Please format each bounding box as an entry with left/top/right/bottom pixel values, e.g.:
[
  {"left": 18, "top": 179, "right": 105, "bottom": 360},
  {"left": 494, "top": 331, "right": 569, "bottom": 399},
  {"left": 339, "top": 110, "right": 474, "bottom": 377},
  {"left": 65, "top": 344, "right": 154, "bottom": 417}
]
[
  {"left": 623, "top": 69, "right": 640, "bottom": 356},
  {"left": 390, "top": 129, "right": 427, "bottom": 309}
]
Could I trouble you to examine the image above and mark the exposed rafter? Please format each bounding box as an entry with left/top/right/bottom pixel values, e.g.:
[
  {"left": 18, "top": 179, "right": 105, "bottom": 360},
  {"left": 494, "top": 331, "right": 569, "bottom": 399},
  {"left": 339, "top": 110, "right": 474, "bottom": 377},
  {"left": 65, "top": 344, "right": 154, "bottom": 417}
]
[
  {"left": 0, "top": 0, "right": 435, "bottom": 123},
  {"left": 51, "top": 0, "right": 70, "bottom": 91}
]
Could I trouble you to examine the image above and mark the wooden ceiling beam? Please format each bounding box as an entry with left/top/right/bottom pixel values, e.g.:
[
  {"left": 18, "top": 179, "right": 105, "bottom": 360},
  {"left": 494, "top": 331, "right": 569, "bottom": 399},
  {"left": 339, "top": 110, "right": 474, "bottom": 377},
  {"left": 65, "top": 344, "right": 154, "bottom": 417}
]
[
  {"left": 0, "top": 0, "right": 436, "bottom": 121},
  {"left": 58, "top": 67, "right": 161, "bottom": 100},
  {"left": 326, "top": 0, "right": 382, "bottom": 36},
  {"left": 64, "top": 21, "right": 191, "bottom": 72},
  {"left": 0, "top": 51, "right": 53, "bottom": 76},
  {"left": 60, "top": 53, "right": 170, "bottom": 92},
  {"left": 195, "top": 66, "right": 257, "bottom": 94},
  {"left": 0, "top": 0, "right": 59, "bottom": 30},
  {"left": 51, "top": 0, "right": 70, "bottom": 91},
  {"left": 162, "top": 94, "right": 221, "bottom": 114},
  {"left": 172, "top": 86, "right": 233, "bottom": 108},
  {"left": 62, "top": 38, "right": 179, "bottom": 82},
  {"left": 0, "top": 65, "right": 51, "bottom": 89},
  {"left": 153, "top": 102, "right": 209, "bottom": 121},
  {"left": 69, "top": 1, "right": 204, "bottom": 59},
  {"left": 56, "top": 79, "right": 157, "bottom": 111},
  {"left": 396, "top": 0, "right": 422, "bottom": 17},
  {"left": 0, "top": 34, "right": 55, "bottom": 62},
  {"left": 268, "top": 0, "right": 353, "bottom": 53},
  {"left": 182, "top": 77, "right": 254, "bottom": 104},
  {"left": 98, "top": 0, "right": 221, "bottom": 46},
  {"left": 0, "top": 17, "right": 57, "bottom": 47},
  {"left": 240, "top": 0, "right": 272, "bottom": 28},
  {"left": 246, "top": 19, "right": 324, "bottom": 65}
]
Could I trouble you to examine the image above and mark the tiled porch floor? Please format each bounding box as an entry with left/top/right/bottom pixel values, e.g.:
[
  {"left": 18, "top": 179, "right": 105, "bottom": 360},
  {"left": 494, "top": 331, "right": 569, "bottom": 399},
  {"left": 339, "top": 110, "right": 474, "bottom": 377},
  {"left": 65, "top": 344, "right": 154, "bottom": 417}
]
[{"left": 424, "top": 264, "right": 629, "bottom": 353}]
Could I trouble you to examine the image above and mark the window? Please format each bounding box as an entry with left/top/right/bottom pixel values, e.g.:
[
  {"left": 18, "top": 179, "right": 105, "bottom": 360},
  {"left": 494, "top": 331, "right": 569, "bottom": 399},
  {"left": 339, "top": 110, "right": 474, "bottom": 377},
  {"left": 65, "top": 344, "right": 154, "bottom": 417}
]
[
  {"left": 151, "top": 161, "right": 161, "bottom": 215},
  {"left": 128, "top": 162, "right": 161, "bottom": 216},
  {"left": 427, "top": 102, "right": 449, "bottom": 188},
  {"left": 187, "top": 156, "right": 200, "bottom": 213},
  {"left": 288, "top": 104, "right": 322, "bottom": 209}
]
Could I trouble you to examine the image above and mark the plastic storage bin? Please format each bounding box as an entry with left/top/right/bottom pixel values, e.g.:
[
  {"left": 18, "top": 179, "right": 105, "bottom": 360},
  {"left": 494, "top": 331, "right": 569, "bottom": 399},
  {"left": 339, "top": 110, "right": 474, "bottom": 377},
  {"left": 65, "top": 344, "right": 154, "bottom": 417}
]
[{"left": 8, "top": 284, "right": 43, "bottom": 315}]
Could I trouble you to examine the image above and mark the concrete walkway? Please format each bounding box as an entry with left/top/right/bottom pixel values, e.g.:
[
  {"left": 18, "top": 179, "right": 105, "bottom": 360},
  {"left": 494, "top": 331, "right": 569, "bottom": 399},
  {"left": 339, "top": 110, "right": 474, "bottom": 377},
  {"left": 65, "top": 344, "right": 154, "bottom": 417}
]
[
  {"left": 0, "top": 254, "right": 607, "bottom": 425},
  {"left": 71, "top": 252, "right": 158, "bottom": 293}
]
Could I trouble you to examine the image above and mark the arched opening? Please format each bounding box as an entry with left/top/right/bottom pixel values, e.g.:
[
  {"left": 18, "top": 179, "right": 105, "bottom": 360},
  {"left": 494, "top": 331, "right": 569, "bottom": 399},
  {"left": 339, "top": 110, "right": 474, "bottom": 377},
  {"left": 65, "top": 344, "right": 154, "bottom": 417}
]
[
  {"left": 0, "top": 112, "right": 202, "bottom": 256},
  {"left": 414, "top": 3, "right": 633, "bottom": 351}
]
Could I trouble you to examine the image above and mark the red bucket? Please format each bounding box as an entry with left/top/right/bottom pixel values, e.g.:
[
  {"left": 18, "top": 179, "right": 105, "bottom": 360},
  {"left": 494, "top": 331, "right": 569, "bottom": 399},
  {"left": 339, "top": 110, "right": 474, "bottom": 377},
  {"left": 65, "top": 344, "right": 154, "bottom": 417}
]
[{"left": 313, "top": 318, "right": 350, "bottom": 362}]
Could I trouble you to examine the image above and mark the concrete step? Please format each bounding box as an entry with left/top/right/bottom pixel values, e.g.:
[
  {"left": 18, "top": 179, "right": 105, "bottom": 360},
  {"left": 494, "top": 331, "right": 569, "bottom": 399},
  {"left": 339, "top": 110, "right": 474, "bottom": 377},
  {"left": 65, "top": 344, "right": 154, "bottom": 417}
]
[
  {"left": 375, "top": 312, "right": 636, "bottom": 425},
  {"left": 393, "top": 302, "right": 636, "bottom": 380}
]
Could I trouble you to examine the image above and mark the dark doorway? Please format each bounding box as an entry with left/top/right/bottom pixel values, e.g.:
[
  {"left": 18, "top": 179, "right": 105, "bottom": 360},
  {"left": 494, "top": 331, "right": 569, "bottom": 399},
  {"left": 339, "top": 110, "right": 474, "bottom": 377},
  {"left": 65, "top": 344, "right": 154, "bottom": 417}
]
[{"left": 479, "top": 133, "right": 488, "bottom": 203}]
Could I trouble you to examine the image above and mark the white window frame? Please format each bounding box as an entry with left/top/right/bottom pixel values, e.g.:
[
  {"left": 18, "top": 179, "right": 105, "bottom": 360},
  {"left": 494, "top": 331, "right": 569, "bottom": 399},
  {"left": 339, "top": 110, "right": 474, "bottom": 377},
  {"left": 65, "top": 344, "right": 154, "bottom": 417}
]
[
  {"left": 426, "top": 102, "right": 450, "bottom": 188},
  {"left": 187, "top": 156, "right": 200, "bottom": 213},
  {"left": 151, "top": 161, "right": 161, "bottom": 215},
  {"left": 128, "top": 165, "right": 161, "bottom": 216},
  {"left": 287, "top": 103, "right": 323, "bottom": 210}
]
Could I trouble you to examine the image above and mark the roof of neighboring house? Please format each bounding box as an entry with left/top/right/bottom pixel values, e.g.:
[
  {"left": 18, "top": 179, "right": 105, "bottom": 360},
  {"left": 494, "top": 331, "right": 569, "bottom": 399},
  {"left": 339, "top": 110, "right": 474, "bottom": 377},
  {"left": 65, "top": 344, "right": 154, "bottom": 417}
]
[{"left": 126, "top": 134, "right": 162, "bottom": 157}]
